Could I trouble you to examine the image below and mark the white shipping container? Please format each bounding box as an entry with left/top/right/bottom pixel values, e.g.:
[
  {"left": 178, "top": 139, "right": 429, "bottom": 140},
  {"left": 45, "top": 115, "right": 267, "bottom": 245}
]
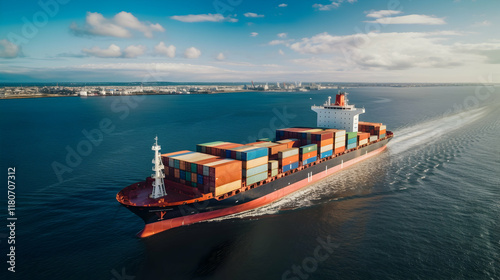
[{"left": 320, "top": 144, "right": 333, "bottom": 153}]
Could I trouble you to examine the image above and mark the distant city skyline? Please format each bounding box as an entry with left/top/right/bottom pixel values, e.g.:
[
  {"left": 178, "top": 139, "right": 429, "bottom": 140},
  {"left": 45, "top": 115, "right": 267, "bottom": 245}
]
[{"left": 0, "top": 0, "right": 499, "bottom": 83}]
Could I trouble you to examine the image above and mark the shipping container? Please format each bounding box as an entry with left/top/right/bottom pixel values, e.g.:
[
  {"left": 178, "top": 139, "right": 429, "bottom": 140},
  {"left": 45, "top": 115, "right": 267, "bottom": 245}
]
[
  {"left": 357, "top": 132, "right": 370, "bottom": 141},
  {"left": 300, "top": 150, "right": 317, "bottom": 161},
  {"left": 271, "top": 169, "right": 278, "bottom": 177},
  {"left": 346, "top": 132, "right": 357, "bottom": 139},
  {"left": 380, "top": 133, "right": 386, "bottom": 138},
  {"left": 300, "top": 144, "right": 317, "bottom": 154},
  {"left": 213, "top": 180, "right": 242, "bottom": 196},
  {"left": 268, "top": 160, "right": 278, "bottom": 170},
  {"left": 369, "top": 135, "right": 378, "bottom": 142},
  {"left": 258, "top": 138, "right": 273, "bottom": 142},
  {"left": 324, "top": 129, "right": 346, "bottom": 138},
  {"left": 359, "top": 139, "right": 368, "bottom": 146},
  {"left": 282, "top": 161, "right": 299, "bottom": 172},
  {"left": 347, "top": 137, "right": 357, "bottom": 145},
  {"left": 320, "top": 150, "right": 333, "bottom": 159},
  {"left": 276, "top": 139, "right": 300, "bottom": 149},
  {"left": 278, "top": 148, "right": 299, "bottom": 159},
  {"left": 279, "top": 154, "right": 299, "bottom": 166},
  {"left": 319, "top": 144, "right": 333, "bottom": 153},
  {"left": 245, "top": 171, "right": 268, "bottom": 185},
  {"left": 334, "top": 146, "right": 345, "bottom": 154},
  {"left": 302, "top": 157, "right": 316, "bottom": 165},
  {"left": 269, "top": 142, "right": 289, "bottom": 155},
  {"left": 243, "top": 164, "right": 268, "bottom": 177},
  {"left": 346, "top": 143, "right": 356, "bottom": 150},
  {"left": 242, "top": 156, "right": 269, "bottom": 169}
]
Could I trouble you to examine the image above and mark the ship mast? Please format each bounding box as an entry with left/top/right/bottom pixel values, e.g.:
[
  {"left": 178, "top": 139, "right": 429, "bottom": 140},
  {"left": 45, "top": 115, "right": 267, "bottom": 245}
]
[{"left": 151, "top": 136, "right": 167, "bottom": 199}]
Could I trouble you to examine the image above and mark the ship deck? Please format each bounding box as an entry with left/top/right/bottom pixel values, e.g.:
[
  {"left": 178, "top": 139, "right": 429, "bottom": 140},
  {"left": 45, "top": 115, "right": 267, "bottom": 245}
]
[
  {"left": 117, "top": 180, "right": 212, "bottom": 207},
  {"left": 117, "top": 132, "right": 393, "bottom": 208}
]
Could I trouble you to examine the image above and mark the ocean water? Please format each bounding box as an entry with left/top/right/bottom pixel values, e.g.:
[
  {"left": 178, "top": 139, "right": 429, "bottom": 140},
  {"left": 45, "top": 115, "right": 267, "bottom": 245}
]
[{"left": 0, "top": 86, "right": 499, "bottom": 280}]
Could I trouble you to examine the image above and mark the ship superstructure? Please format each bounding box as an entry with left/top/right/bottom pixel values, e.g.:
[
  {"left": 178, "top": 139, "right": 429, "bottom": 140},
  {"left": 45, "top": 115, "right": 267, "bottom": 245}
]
[{"left": 311, "top": 90, "right": 365, "bottom": 132}]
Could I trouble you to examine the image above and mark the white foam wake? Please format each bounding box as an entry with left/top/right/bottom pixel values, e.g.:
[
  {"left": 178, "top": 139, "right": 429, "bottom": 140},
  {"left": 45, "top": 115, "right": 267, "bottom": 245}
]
[{"left": 388, "top": 107, "right": 486, "bottom": 156}]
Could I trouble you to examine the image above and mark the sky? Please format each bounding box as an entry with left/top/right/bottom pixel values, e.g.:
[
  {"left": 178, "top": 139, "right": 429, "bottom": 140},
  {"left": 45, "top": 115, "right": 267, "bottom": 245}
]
[{"left": 0, "top": 0, "right": 499, "bottom": 83}]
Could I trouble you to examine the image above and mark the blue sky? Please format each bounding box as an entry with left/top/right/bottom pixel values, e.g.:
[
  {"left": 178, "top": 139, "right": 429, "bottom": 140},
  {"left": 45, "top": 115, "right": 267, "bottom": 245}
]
[{"left": 0, "top": 0, "right": 499, "bottom": 82}]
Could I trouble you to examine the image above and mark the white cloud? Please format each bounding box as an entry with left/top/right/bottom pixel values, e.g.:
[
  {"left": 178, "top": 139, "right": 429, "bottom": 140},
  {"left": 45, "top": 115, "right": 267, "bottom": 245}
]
[
  {"left": 250, "top": 32, "right": 259, "bottom": 37},
  {"left": 278, "top": 3, "right": 288, "bottom": 7},
  {"left": 279, "top": 49, "right": 285, "bottom": 55},
  {"left": 170, "top": 14, "right": 237, "bottom": 23},
  {"left": 472, "top": 20, "right": 491, "bottom": 27},
  {"left": 289, "top": 31, "right": 471, "bottom": 70},
  {"left": 365, "top": 10, "right": 402, "bottom": 18},
  {"left": 0, "top": 39, "right": 20, "bottom": 58},
  {"left": 244, "top": 12, "right": 264, "bottom": 18},
  {"left": 277, "top": 33, "right": 287, "bottom": 38},
  {"left": 269, "top": 40, "right": 286, "bottom": 45},
  {"left": 123, "top": 45, "right": 146, "bottom": 58},
  {"left": 184, "top": 47, "right": 201, "bottom": 58},
  {"left": 70, "top": 12, "right": 165, "bottom": 38},
  {"left": 82, "top": 44, "right": 122, "bottom": 58},
  {"left": 216, "top": 53, "right": 225, "bottom": 61},
  {"left": 154, "top": 42, "right": 176, "bottom": 58},
  {"left": 365, "top": 14, "right": 446, "bottom": 25},
  {"left": 313, "top": 0, "right": 357, "bottom": 11}
]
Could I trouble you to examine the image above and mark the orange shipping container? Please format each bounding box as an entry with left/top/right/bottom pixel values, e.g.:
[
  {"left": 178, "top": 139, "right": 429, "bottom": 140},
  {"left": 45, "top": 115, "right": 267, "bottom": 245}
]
[
  {"left": 334, "top": 146, "right": 345, "bottom": 154},
  {"left": 279, "top": 154, "right": 299, "bottom": 166},
  {"left": 300, "top": 150, "right": 317, "bottom": 160},
  {"left": 269, "top": 142, "right": 289, "bottom": 155}
]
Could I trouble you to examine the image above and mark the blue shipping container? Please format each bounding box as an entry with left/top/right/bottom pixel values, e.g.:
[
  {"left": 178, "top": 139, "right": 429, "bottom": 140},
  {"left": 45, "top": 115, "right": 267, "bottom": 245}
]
[
  {"left": 180, "top": 170, "right": 186, "bottom": 180},
  {"left": 240, "top": 147, "right": 268, "bottom": 161},
  {"left": 320, "top": 150, "right": 333, "bottom": 159},
  {"left": 303, "top": 157, "right": 316, "bottom": 165},
  {"left": 347, "top": 137, "right": 357, "bottom": 145},
  {"left": 379, "top": 133, "right": 386, "bottom": 138},
  {"left": 347, "top": 143, "right": 357, "bottom": 150},
  {"left": 283, "top": 161, "right": 299, "bottom": 172},
  {"left": 197, "top": 174, "right": 203, "bottom": 185}
]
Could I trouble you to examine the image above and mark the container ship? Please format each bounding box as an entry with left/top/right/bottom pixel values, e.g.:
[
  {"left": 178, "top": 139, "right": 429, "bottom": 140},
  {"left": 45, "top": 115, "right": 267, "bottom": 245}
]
[{"left": 117, "top": 92, "right": 393, "bottom": 238}]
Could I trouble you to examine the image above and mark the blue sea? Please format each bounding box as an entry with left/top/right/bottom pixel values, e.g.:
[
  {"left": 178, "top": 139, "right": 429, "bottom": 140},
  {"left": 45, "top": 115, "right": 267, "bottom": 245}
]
[{"left": 0, "top": 86, "right": 499, "bottom": 279}]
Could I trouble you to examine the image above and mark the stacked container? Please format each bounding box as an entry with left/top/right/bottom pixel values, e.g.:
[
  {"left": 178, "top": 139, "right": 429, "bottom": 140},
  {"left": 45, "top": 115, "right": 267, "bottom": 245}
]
[
  {"left": 276, "top": 128, "right": 310, "bottom": 141},
  {"left": 310, "top": 131, "right": 333, "bottom": 158},
  {"left": 162, "top": 151, "right": 242, "bottom": 195},
  {"left": 249, "top": 141, "right": 289, "bottom": 159},
  {"left": 268, "top": 160, "right": 279, "bottom": 177},
  {"left": 358, "top": 121, "right": 387, "bottom": 139},
  {"left": 226, "top": 146, "right": 269, "bottom": 186},
  {"left": 278, "top": 148, "right": 299, "bottom": 172},
  {"left": 275, "top": 138, "right": 300, "bottom": 149},
  {"left": 299, "top": 144, "right": 318, "bottom": 165},
  {"left": 357, "top": 132, "right": 370, "bottom": 146},
  {"left": 327, "top": 129, "right": 346, "bottom": 155},
  {"left": 196, "top": 141, "right": 244, "bottom": 157},
  {"left": 346, "top": 132, "right": 357, "bottom": 150}
]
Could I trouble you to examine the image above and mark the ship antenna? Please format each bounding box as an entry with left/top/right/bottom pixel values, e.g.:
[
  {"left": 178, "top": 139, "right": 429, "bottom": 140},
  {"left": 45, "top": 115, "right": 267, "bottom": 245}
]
[{"left": 150, "top": 136, "right": 167, "bottom": 199}]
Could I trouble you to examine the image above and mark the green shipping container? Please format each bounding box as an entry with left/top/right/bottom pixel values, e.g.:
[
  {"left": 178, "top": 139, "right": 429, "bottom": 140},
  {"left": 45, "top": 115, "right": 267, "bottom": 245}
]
[
  {"left": 346, "top": 132, "right": 357, "bottom": 139},
  {"left": 300, "top": 144, "right": 317, "bottom": 153}
]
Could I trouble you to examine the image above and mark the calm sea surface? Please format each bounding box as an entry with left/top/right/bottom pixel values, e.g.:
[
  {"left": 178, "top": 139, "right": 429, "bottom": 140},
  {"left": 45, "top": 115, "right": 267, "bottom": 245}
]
[{"left": 0, "top": 86, "right": 499, "bottom": 279}]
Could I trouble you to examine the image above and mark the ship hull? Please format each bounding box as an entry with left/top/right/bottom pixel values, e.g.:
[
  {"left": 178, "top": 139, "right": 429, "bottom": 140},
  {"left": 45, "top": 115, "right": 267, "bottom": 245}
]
[{"left": 122, "top": 138, "right": 391, "bottom": 238}]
